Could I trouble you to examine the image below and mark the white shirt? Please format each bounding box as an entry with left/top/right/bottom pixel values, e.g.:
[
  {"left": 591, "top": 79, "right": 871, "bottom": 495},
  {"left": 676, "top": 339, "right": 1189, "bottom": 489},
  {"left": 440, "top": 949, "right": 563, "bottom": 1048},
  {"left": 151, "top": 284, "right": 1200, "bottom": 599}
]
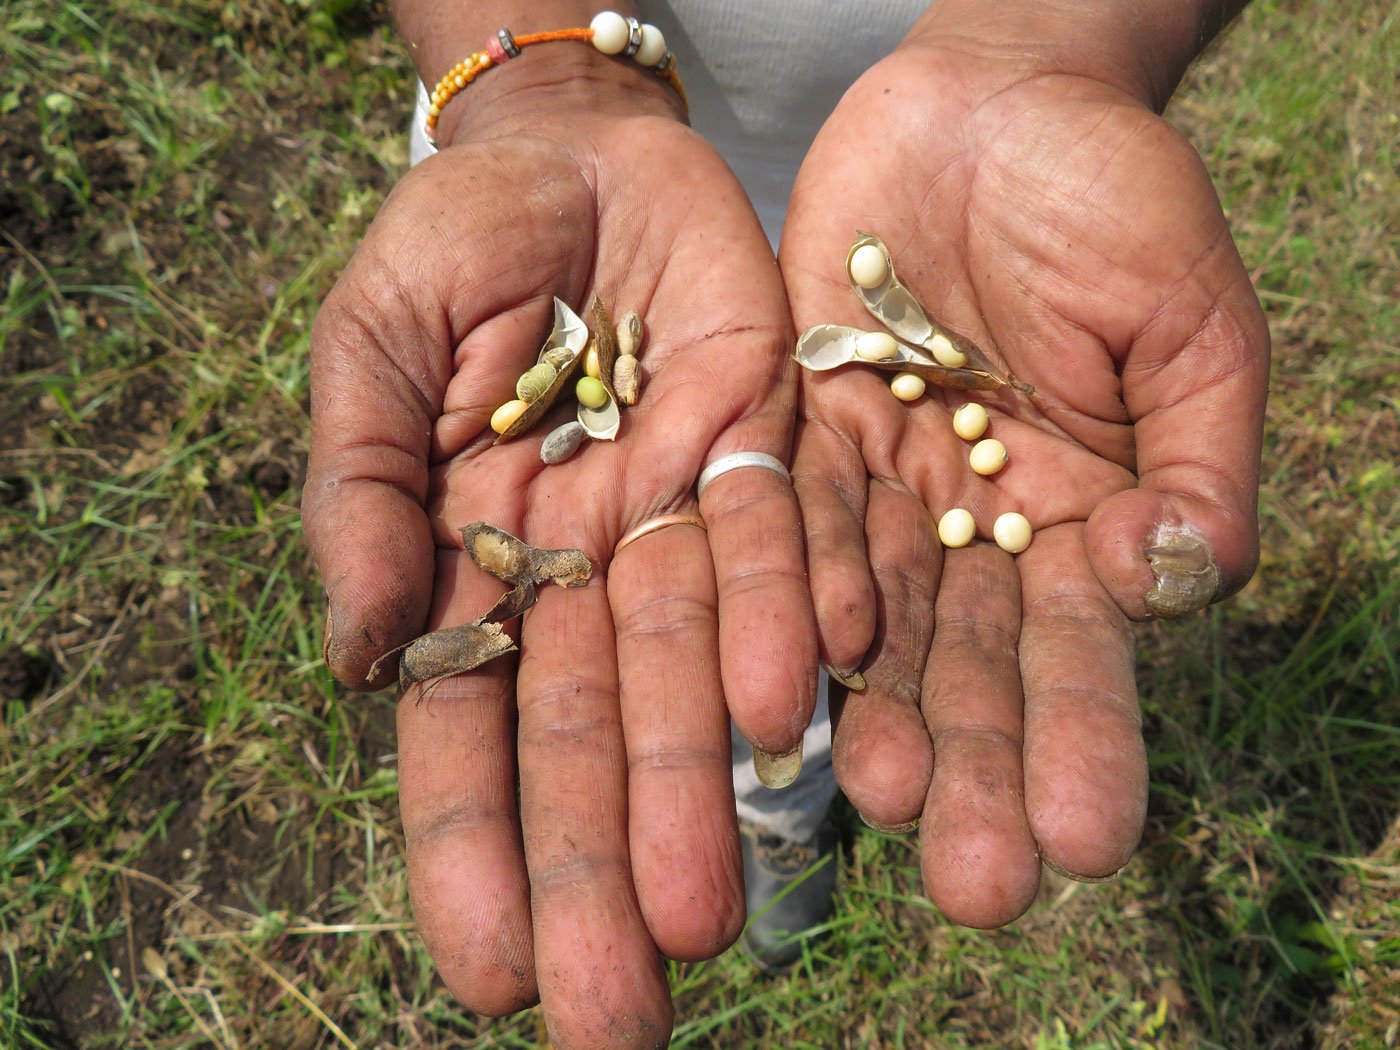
[{"left": 412, "top": 2, "right": 928, "bottom": 243}]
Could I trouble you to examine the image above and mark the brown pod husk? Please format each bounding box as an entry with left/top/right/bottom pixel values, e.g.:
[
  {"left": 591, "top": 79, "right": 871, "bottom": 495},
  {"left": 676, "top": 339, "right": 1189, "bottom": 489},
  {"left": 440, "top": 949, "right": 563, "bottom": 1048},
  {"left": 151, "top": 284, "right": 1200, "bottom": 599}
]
[
  {"left": 461, "top": 522, "right": 592, "bottom": 589},
  {"left": 590, "top": 296, "right": 620, "bottom": 403},
  {"left": 495, "top": 298, "right": 591, "bottom": 444},
  {"left": 398, "top": 620, "right": 516, "bottom": 693},
  {"left": 795, "top": 323, "right": 1006, "bottom": 392},
  {"left": 391, "top": 524, "right": 594, "bottom": 692},
  {"left": 845, "top": 232, "right": 1032, "bottom": 394}
]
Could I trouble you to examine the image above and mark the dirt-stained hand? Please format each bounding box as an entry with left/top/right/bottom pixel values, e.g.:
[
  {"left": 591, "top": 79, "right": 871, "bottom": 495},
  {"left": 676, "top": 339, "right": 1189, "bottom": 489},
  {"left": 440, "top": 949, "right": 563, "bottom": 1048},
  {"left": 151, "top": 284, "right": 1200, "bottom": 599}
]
[
  {"left": 301, "top": 98, "right": 816, "bottom": 1042},
  {"left": 781, "top": 40, "right": 1268, "bottom": 925}
]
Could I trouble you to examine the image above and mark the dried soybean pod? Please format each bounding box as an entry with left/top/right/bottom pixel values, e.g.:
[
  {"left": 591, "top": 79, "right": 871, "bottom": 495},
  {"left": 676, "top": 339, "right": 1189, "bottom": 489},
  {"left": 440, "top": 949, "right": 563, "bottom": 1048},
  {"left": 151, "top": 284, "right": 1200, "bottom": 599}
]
[
  {"left": 495, "top": 298, "right": 591, "bottom": 444},
  {"left": 617, "top": 311, "right": 642, "bottom": 356},
  {"left": 397, "top": 620, "right": 517, "bottom": 693},
  {"left": 845, "top": 232, "right": 1033, "bottom": 395},
  {"left": 460, "top": 521, "right": 593, "bottom": 589},
  {"left": 613, "top": 354, "right": 641, "bottom": 405},
  {"left": 794, "top": 323, "right": 1005, "bottom": 392},
  {"left": 590, "top": 296, "right": 620, "bottom": 402}
]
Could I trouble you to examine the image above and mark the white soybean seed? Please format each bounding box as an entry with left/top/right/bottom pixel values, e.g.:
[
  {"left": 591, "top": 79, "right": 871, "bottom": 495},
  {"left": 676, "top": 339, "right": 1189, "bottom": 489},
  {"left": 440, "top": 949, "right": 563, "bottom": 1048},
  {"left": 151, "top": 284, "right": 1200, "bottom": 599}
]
[
  {"left": 855, "top": 331, "right": 899, "bottom": 361},
  {"left": 634, "top": 24, "right": 667, "bottom": 66},
  {"left": 969, "top": 437, "right": 1008, "bottom": 476},
  {"left": 890, "top": 372, "right": 926, "bottom": 401},
  {"left": 993, "top": 512, "right": 1033, "bottom": 554},
  {"left": 848, "top": 244, "right": 889, "bottom": 289},
  {"left": 590, "top": 12, "right": 630, "bottom": 54},
  {"left": 540, "top": 420, "right": 587, "bottom": 464},
  {"left": 937, "top": 508, "right": 976, "bottom": 548},
  {"left": 929, "top": 333, "right": 968, "bottom": 368},
  {"left": 952, "top": 402, "right": 989, "bottom": 441}
]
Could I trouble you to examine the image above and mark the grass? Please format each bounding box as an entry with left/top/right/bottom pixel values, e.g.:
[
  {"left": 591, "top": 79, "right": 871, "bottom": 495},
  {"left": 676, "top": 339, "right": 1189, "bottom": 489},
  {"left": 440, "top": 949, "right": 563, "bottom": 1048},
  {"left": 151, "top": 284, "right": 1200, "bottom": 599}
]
[{"left": 1, "top": 0, "right": 1396, "bottom": 1046}]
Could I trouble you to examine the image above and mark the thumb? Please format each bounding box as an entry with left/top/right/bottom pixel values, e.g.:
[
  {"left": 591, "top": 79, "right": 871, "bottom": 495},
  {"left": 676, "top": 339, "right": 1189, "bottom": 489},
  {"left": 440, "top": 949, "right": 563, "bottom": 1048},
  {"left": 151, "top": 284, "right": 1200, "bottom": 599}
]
[
  {"left": 301, "top": 254, "right": 446, "bottom": 688},
  {"left": 1086, "top": 263, "right": 1270, "bottom": 620}
]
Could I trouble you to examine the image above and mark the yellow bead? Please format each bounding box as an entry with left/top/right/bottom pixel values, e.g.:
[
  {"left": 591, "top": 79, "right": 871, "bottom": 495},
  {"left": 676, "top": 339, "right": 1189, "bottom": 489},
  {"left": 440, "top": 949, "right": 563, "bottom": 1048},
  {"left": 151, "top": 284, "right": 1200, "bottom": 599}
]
[
  {"left": 969, "top": 438, "right": 1008, "bottom": 476},
  {"left": 993, "top": 512, "right": 1033, "bottom": 554},
  {"left": 952, "top": 402, "right": 989, "bottom": 441},
  {"left": 937, "top": 508, "right": 976, "bottom": 548},
  {"left": 929, "top": 333, "right": 968, "bottom": 368},
  {"left": 490, "top": 400, "right": 530, "bottom": 435},
  {"left": 427, "top": 103, "right": 440, "bottom": 117},
  {"left": 890, "top": 372, "right": 926, "bottom": 402},
  {"left": 855, "top": 331, "right": 899, "bottom": 361}
]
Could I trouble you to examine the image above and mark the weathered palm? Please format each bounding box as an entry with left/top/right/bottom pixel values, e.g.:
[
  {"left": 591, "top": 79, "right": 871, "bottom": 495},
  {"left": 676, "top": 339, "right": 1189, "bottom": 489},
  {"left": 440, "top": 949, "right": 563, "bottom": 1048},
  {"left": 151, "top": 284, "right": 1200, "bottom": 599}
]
[
  {"left": 304, "top": 114, "right": 815, "bottom": 1041},
  {"left": 781, "top": 47, "right": 1268, "bottom": 926}
]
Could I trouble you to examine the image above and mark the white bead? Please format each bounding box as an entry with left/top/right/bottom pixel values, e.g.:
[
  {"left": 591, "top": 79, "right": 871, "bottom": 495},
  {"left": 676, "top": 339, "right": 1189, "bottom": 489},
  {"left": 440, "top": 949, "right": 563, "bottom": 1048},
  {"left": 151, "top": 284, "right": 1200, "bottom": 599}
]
[
  {"left": 634, "top": 24, "right": 666, "bottom": 66},
  {"left": 952, "top": 402, "right": 989, "bottom": 441},
  {"left": 590, "top": 12, "right": 629, "bottom": 54},
  {"left": 938, "top": 508, "right": 976, "bottom": 549},
  {"left": 969, "top": 438, "right": 1008, "bottom": 476},
  {"left": 848, "top": 244, "right": 888, "bottom": 289},
  {"left": 890, "top": 372, "right": 926, "bottom": 401},
  {"left": 855, "top": 331, "right": 898, "bottom": 361},
  {"left": 993, "top": 512, "right": 1033, "bottom": 554},
  {"left": 929, "top": 333, "right": 968, "bottom": 368}
]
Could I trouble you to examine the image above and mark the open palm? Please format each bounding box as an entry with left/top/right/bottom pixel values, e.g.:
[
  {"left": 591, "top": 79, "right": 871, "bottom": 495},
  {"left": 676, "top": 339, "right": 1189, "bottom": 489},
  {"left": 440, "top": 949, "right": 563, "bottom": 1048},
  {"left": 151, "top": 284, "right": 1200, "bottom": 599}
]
[
  {"left": 781, "top": 45, "right": 1268, "bottom": 926},
  {"left": 304, "top": 112, "right": 815, "bottom": 1042}
]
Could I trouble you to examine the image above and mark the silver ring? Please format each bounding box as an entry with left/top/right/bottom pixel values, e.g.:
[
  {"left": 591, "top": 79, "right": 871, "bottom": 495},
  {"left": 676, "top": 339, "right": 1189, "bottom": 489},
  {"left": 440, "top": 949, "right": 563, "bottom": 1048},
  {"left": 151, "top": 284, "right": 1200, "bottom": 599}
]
[{"left": 697, "top": 452, "right": 791, "bottom": 499}]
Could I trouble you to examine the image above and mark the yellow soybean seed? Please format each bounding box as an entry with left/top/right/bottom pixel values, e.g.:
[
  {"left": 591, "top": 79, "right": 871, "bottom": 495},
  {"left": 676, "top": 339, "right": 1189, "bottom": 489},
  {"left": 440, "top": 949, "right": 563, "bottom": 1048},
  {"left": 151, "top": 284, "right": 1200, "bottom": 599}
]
[
  {"left": 969, "top": 438, "right": 1008, "bottom": 476},
  {"left": 952, "top": 402, "right": 989, "bottom": 441},
  {"left": 490, "top": 399, "right": 530, "bottom": 435},
  {"left": 575, "top": 376, "right": 608, "bottom": 409},
  {"left": 937, "top": 508, "right": 976, "bottom": 548},
  {"left": 849, "top": 244, "right": 889, "bottom": 289},
  {"left": 993, "top": 512, "right": 1033, "bottom": 554},
  {"left": 583, "top": 341, "right": 602, "bottom": 380},
  {"left": 890, "top": 372, "right": 926, "bottom": 401},
  {"left": 855, "top": 331, "right": 899, "bottom": 361},
  {"left": 929, "top": 333, "right": 968, "bottom": 368}
]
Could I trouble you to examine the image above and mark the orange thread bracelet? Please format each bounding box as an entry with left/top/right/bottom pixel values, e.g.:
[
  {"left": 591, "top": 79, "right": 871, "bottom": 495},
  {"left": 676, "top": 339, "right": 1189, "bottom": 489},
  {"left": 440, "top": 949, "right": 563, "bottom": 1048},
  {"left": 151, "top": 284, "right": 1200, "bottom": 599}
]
[{"left": 424, "top": 11, "right": 688, "bottom": 143}]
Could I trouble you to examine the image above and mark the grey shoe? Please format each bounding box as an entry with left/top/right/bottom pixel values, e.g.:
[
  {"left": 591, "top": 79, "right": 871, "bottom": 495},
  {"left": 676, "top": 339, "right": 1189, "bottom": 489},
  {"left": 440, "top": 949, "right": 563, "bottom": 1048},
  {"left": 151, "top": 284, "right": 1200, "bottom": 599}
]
[{"left": 739, "top": 818, "right": 839, "bottom": 973}]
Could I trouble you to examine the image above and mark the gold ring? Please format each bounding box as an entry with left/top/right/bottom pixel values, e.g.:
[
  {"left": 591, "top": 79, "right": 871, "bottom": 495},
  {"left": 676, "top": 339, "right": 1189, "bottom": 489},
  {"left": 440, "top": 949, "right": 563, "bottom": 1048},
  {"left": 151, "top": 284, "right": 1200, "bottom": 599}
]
[{"left": 613, "top": 513, "right": 706, "bottom": 558}]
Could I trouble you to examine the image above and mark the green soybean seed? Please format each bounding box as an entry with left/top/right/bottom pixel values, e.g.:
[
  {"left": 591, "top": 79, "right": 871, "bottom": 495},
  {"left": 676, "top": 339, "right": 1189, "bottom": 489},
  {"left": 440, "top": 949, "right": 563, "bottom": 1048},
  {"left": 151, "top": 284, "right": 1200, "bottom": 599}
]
[
  {"left": 575, "top": 375, "right": 609, "bottom": 409},
  {"left": 516, "top": 362, "right": 558, "bottom": 403}
]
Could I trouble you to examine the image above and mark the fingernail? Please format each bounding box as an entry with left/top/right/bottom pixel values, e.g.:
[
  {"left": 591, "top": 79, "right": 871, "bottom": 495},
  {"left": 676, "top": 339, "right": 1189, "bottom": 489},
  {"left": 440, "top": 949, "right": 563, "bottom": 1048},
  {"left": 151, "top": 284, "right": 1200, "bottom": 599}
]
[
  {"left": 1144, "top": 523, "right": 1220, "bottom": 618},
  {"left": 859, "top": 812, "right": 919, "bottom": 835},
  {"left": 753, "top": 742, "right": 803, "bottom": 788},
  {"left": 1040, "top": 853, "right": 1122, "bottom": 884},
  {"left": 822, "top": 663, "right": 867, "bottom": 691}
]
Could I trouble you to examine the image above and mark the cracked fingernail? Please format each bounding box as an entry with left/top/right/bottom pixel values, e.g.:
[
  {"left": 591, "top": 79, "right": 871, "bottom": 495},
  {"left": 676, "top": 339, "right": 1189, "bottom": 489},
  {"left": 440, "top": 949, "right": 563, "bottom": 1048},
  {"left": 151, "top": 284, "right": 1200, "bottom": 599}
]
[
  {"left": 860, "top": 813, "right": 919, "bottom": 835},
  {"left": 1040, "top": 853, "right": 1123, "bottom": 884},
  {"left": 1144, "top": 522, "right": 1220, "bottom": 618},
  {"left": 822, "top": 663, "right": 867, "bottom": 691},
  {"left": 753, "top": 742, "right": 803, "bottom": 788}
]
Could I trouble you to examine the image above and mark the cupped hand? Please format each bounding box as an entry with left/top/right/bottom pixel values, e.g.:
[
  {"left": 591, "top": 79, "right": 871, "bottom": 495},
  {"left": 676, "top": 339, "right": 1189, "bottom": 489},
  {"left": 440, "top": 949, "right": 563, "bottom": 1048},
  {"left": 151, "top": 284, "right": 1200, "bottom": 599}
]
[
  {"left": 302, "top": 103, "right": 816, "bottom": 1042},
  {"left": 781, "top": 43, "right": 1268, "bottom": 926}
]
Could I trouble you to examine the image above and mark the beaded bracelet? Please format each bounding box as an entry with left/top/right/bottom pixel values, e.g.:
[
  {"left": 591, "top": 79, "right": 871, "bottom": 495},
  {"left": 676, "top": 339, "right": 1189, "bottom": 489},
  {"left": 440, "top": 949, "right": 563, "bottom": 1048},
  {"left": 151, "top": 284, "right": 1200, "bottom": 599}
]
[{"left": 424, "top": 11, "right": 688, "bottom": 144}]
